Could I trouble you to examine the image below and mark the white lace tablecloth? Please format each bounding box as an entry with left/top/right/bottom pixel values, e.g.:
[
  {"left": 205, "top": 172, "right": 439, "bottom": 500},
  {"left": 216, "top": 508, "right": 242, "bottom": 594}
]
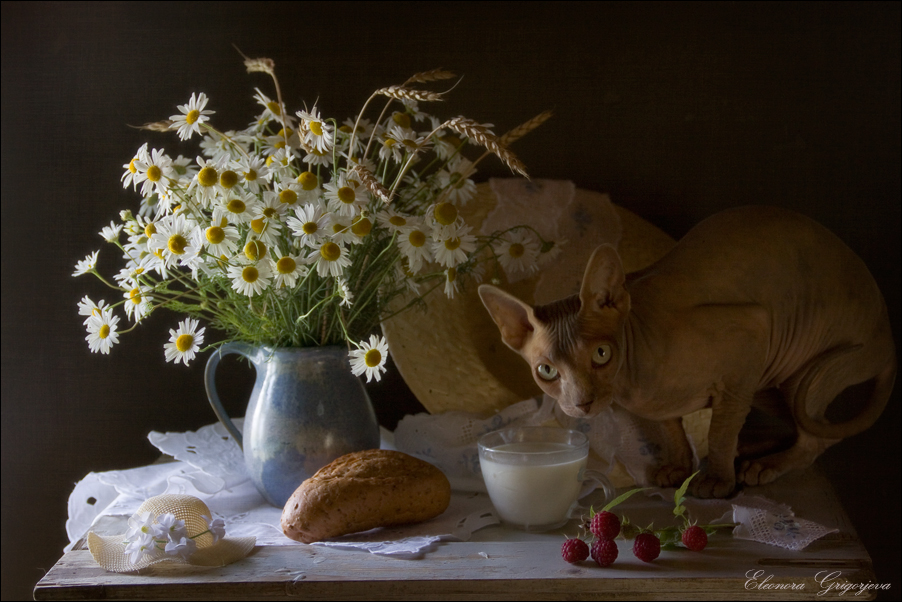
[{"left": 67, "top": 404, "right": 837, "bottom": 557}]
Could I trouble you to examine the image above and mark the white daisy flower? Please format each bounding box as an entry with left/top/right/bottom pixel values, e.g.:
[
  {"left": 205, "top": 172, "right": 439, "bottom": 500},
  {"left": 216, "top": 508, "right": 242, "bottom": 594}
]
[
  {"left": 132, "top": 147, "right": 174, "bottom": 199},
  {"left": 537, "top": 237, "right": 567, "bottom": 266},
  {"left": 121, "top": 143, "right": 148, "bottom": 190},
  {"left": 397, "top": 226, "right": 432, "bottom": 273},
  {"left": 188, "top": 156, "right": 225, "bottom": 206},
  {"left": 148, "top": 214, "right": 202, "bottom": 268},
  {"left": 427, "top": 201, "right": 462, "bottom": 241},
  {"left": 272, "top": 250, "right": 306, "bottom": 289},
  {"left": 273, "top": 180, "right": 302, "bottom": 208},
  {"left": 253, "top": 88, "right": 284, "bottom": 125},
  {"left": 297, "top": 105, "right": 334, "bottom": 153},
  {"left": 326, "top": 214, "right": 356, "bottom": 246},
  {"left": 432, "top": 223, "right": 476, "bottom": 268},
  {"left": 228, "top": 259, "right": 273, "bottom": 296},
  {"left": 286, "top": 203, "right": 329, "bottom": 248},
  {"left": 123, "top": 285, "right": 153, "bottom": 322},
  {"left": 73, "top": 250, "right": 100, "bottom": 276},
  {"left": 236, "top": 155, "right": 270, "bottom": 193},
  {"left": 169, "top": 92, "right": 214, "bottom": 141},
  {"left": 77, "top": 296, "right": 108, "bottom": 324},
  {"left": 435, "top": 157, "right": 477, "bottom": 205},
  {"left": 308, "top": 241, "right": 351, "bottom": 278},
  {"left": 164, "top": 318, "right": 206, "bottom": 365},
  {"left": 376, "top": 208, "right": 411, "bottom": 233},
  {"left": 214, "top": 190, "right": 258, "bottom": 226},
  {"left": 85, "top": 310, "right": 120, "bottom": 354},
  {"left": 302, "top": 147, "right": 333, "bottom": 168},
  {"left": 99, "top": 221, "right": 122, "bottom": 242},
  {"left": 198, "top": 132, "right": 233, "bottom": 164},
  {"left": 443, "top": 267, "right": 460, "bottom": 298},
  {"left": 377, "top": 134, "right": 404, "bottom": 163},
  {"left": 337, "top": 278, "right": 354, "bottom": 307},
  {"left": 496, "top": 229, "right": 541, "bottom": 280},
  {"left": 248, "top": 206, "right": 284, "bottom": 247},
  {"left": 324, "top": 175, "right": 368, "bottom": 217},
  {"left": 350, "top": 215, "right": 373, "bottom": 243},
  {"left": 337, "top": 117, "right": 373, "bottom": 156},
  {"left": 348, "top": 335, "right": 389, "bottom": 383},
  {"left": 267, "top": 148, "right": 298, "bottom": 176},
  {"left": 386, "top": 124, "right": 428, "bottom": 157},
  {"left": 202, "top": 221, "right": 240, "bottom": 257},
  {"left": 295, "top": 170, "right": 321, "bottom": 197}
]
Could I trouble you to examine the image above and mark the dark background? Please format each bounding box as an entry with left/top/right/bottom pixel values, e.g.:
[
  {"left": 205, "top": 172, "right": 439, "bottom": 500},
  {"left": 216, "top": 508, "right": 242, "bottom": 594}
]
[{"left": 2, "top": 2, "right": 899, "bottom": 599}]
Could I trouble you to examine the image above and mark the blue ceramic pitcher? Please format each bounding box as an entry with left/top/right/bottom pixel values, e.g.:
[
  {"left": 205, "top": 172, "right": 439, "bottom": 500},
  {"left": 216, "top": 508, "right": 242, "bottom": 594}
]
[{"left": 205, "top": 343, "right": 381, "bottom": 507}]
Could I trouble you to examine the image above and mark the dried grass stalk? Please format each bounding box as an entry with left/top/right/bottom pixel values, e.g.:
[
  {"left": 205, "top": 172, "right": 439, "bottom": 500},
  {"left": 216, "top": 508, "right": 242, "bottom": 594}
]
[
  {"left": 404, "top": 69, "right": 456, "bottom": 85},
  {"left": 244, "top": 57, "right": 275, "bottom": 76},
  {"left": 500, "top": 110, "right": 553, "bottom": 146},
  {"left": 444, "top": 117, "right": 528, "bottom": 178},
  {"left": 351, "top": 165, "right": 391, "bottom": 204},
  {"left": 375, "top": 86, "right": 444, "bottom": 102},
  {"left": 131, "top": 120, "right": 174, "bottom": 132}
]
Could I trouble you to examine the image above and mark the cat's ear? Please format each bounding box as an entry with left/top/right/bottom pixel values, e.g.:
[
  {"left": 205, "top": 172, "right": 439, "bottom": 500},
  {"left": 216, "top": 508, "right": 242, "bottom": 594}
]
[
  {"left": 478, "top": 284, "right": 537, "bottom": 352},
  {"left": 579, "top": 244, "right": 631, "bottom": 316}
]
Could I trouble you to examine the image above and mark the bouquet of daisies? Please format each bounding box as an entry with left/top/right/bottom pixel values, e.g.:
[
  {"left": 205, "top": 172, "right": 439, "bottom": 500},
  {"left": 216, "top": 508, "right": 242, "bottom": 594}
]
[{"left": 73, "top": 55, "right": 556, "bottom": 382}]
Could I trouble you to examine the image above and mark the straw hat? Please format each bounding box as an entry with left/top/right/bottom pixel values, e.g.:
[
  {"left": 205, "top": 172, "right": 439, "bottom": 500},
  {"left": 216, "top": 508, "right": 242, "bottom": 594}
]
[
  {"left": 383, "top": 180, "right": 676, "bottom": 416},
  {"left": 87, "top": 494, "right": 255, "bottom": 573}
]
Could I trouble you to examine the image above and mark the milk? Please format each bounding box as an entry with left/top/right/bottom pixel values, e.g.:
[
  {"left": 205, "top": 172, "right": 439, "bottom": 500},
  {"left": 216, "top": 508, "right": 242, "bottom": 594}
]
[{"left": 480, "top": 442, "right": 587, "bottom": 530}]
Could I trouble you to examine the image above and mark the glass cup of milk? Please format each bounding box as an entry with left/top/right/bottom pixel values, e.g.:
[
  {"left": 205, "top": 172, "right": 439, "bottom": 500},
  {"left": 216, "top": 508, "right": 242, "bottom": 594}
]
[{"left": 478, "top": 426, "right": 590, "bottom": 531}]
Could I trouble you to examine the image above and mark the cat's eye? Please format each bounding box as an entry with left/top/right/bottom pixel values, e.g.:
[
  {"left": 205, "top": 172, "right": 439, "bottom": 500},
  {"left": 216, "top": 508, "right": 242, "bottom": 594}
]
[
  {"left": 537, "top": 363, "right": 558, "bottom": 381},
  {"left": 592, "top": 344, "right": 612, "bottom": 366}
]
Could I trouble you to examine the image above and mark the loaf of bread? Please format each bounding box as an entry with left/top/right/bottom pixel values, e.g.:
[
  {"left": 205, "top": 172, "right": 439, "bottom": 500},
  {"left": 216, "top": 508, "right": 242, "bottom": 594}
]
[{"left": 281, "top": 449, "right": 451, "bottom": 543}]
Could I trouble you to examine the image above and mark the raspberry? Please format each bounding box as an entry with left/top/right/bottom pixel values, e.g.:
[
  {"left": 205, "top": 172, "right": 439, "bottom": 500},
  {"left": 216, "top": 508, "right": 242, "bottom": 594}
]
[
  {"left": 681, "top": 525, "right": 708, "bottom": 551},
  {"left": 591, "top": 538, "right": 619, "bottom": 567},
  {"left": 632, "top": 532, "right": 661, "bottom": 562},
  {"left": 561, "top": 538, "right": 589, "bottom": 563},
  {"left": 589, "top": 511, "right": 621, "bottom": 540}
]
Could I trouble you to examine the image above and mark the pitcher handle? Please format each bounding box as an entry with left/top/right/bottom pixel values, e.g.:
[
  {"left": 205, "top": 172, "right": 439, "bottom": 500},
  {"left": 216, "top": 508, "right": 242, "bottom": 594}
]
[{"left": 204, "top": 342, "right": 256, "bottom": 449}]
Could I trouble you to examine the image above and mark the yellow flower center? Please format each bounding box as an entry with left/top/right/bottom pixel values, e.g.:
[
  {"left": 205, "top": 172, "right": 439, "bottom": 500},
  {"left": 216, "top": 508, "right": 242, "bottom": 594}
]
[
  {"left": 447, "top": 267, "right": 457, "bottom": 282},
  {"left": 298, "top": 171, "right": 318, "bottom": 190},
  {"left": 337, "top": 186, "right": 356, "bottom": 204},
  {"left": 351, "top": 217, "right": 372, "bottom": 237},
  {"left": 408, "top": 230, "right": 426, "bottom": 248},
  {"left": 309, "top": 121, "right": 324, "bottom": 136},
  {"left": 434, "top": 202, "right": 458, "bottom": 225},
  {"left": 320, "top": 242, "right": 341, "bottom": 262},
  {"left": 276, "top": 257, "right": 296, "bottom": 274},
  {"left": 241, "top": 266, "right": 259, "bottom": 283},
  {"left": 384, "top": 138, "right": 397, "bottom": 148},
  {"left": 274, "top": 140, "right": 286, "bottom": 149},
  {"left": 146, "top": 165, "right": 162, "bottom": 182},
  {"left": 389, "top": 215, "right": 406, "bottom": 227},
  {"left": 279, "top": 189, "right": 298, "bottom": 205},
  {"left": 302, "top": 221, "right": 318, "bottom": 235},
  {"left": 226, "top": 199, "right": 246, "bottom": 214},
  {"left": 442, "top": 134, "right": 461, "bottom": 148},
  {"left": 175, "top": 333, "right": 194, "bottom": 352},
  {"left": 168, "top": 234, "right": 187, "bottom": 255},
  {"left": 206, "top": 226, "right": 225, "bottom": 245},
  {"left": 198, "top": 166, "right": 218, "bottom": 187},
  {"left": 267, "top": 101, "right": 281, "bottom": 115},
  {"left": 277, "top": 127, "right": 293, "bottom": 138},
  {"left": 444, "top": 237, "right": 461, "bottom": 251},
  {"left": 251, "top": 218, "right": 268, "bottom": 234},
  {"left": 339, "top": 125, "right": 353, "bottom": 134},
  {"left": 129, "top": 288, "right": 142, "bottom": 303},
  {"left": 144, "top": 223, "right": 156, "bottom": 237},
  {"left": 128, "top": 158, "right": 138, "bottom": 174},
  {"left": 364, "top": 348, "right": 382, "bottom": 368},
  {"left": 244, "top": 240, "right": 266, "bottom": 260},
  {"left": 186, "top": 109, "right": 200, "bottom": 125},
  {"left": 244, "top": 169, "right": 258, "bottom": 182},
  {"left": 402, "top": 139, "right": 418, "bottom": 150},
  {"left": 332, "top": 223, "right": 348, "bottom": 234},
  {"left": 392, "top": 113, "right": 411, "bottom": 129},
  {"left": 508, "top": 243, "right": 525, "bottom": 258},
  {"left": 263, "top": 207, "right": 278, "bottom": 219},
  {"left": 220, "top": 170, "right": 238, "bottom": 189},
  {"left": 98, "top": 324, "right": 110, "bottom": 339}
]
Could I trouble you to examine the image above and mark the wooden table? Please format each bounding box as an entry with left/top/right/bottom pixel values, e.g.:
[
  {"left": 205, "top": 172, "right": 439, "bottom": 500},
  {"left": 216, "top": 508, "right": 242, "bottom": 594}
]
[{"left": 34, "top": 468, "right": 877, "bottom": 600}]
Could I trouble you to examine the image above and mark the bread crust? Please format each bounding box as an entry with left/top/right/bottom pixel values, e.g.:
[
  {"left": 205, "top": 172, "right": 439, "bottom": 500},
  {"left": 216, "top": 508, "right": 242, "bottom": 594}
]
[{"left": 281, "top": 449, "right": 451, "bottom": 543}]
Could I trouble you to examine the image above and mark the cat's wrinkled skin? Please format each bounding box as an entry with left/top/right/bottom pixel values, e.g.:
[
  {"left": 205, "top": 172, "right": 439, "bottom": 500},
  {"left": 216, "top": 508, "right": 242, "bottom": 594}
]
[{"left": 479, "top": 206, "right": 896, "bottom": 498}]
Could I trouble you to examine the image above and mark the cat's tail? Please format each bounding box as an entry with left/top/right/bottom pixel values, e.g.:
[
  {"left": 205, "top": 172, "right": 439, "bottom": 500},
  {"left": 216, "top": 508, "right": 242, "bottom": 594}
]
[{"left": 792, "top": 344, "right": 896, "bottom": 439}]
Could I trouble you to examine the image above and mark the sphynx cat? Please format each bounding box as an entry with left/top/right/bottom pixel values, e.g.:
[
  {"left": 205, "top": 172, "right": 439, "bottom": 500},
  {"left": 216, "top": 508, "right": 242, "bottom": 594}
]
[{"left": 479, "top": 206, "right": 896, "bottom": 497}]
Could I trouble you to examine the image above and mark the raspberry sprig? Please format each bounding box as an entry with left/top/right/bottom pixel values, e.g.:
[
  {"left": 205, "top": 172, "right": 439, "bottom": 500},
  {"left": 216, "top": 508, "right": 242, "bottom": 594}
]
[{"left": 559, "top": 472, "right": 734, "bottom": 567}]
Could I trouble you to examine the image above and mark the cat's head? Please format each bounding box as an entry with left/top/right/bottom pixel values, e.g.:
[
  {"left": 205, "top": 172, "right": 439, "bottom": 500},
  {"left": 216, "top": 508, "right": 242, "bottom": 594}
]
[{"left": 478, "top": 245, "right": 630, "bottom": 418}]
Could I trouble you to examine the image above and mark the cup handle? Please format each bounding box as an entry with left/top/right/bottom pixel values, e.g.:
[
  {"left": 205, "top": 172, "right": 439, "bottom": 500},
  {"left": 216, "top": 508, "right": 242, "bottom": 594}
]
[
  {"left": 580, "top": 468, "right": 616, "bottom": 502},
  {"left": 204, "top": 342, "right": 255, "bottom": 449}
]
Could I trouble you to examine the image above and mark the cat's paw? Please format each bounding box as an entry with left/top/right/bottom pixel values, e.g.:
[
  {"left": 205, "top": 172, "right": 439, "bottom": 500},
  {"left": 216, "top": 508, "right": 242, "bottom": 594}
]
[
  {"left": 690, "top": 472, "right": 735, "bottom": 498},
  {"left": 653, "top": 464, "right": 691, "bottom": 488},
  {"left": 738, "top": 459, "right": 781, "bottom": 487}
]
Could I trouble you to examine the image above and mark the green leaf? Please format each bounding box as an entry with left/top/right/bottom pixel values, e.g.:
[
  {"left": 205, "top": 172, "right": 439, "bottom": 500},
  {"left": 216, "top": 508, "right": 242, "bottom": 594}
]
[
  {"left": 673, "top": 471, "right": 700, "bottom": 508},
  {"left": 601, "top": 487, "right": 649, "bottom": 512}
]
